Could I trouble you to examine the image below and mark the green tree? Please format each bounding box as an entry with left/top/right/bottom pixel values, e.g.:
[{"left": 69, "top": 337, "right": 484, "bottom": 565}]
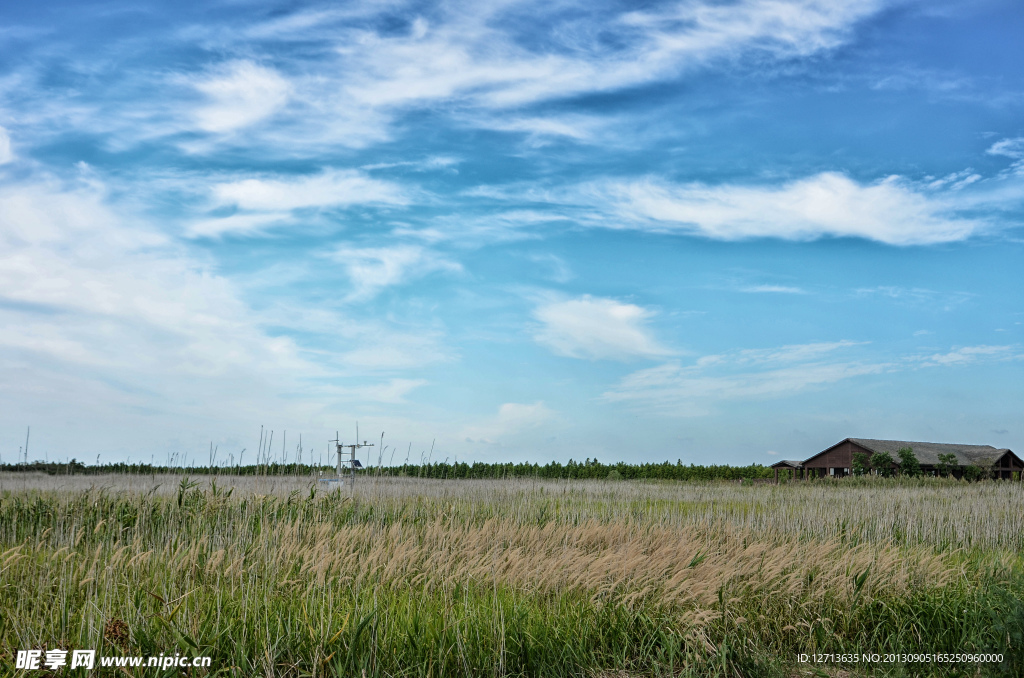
[
  {"left": 870, "top": 450, "right": 895, "bottom": 477},
  {"left": 896, "top": 447, "right": 921, "bottom": 477},
  {"left": 936, "top": 452, "right": 958, "bottom": 477},
  {"left": 851, "top": 452, "right": 871, "bottom": 476},
  {"left": 963, "top": 464, "right": 986, "bottom": 481}
]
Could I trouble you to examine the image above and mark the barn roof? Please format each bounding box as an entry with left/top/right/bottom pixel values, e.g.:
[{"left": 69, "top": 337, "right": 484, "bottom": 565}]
[
  {"left": 770, "top": 459, "right": 803, "bottom": 469},
  {"left": 848, "top": 438, "right": 1012, "bottom": 467}
]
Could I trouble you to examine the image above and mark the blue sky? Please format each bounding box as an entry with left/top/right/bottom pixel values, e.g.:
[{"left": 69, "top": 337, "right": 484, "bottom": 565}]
[{"left": 1, "top": 0, "right": 1022, "bottom": 467}]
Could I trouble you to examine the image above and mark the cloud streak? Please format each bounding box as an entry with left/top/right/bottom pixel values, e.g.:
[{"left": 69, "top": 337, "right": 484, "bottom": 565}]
[
  {"left": 461, "top": 401, "right": 556, "bottom": 445},
  {"left": 330, "top": 244, "right": 462, "bottom": 301},
  {"left": 533, "top": 295, "right": 674, "bottom": 361},
  {"left": 1, "top": 0, "right": 900, "bottom": 156},
  {"left": 211, "top": 169, "right": 407, "bottom": 212},
  {"left": 0, "top": 126, "right": 13, "bottom": 164},
  {"left": 192, "top": 61, "right": 292, "bottom": 133},
  {"left": 188, "top": 169, "right": 409, "bottom": 238},
  {"left": 597, "top": 172, "right": 986, "bottom": 245},
  {"left": 604, "top": 341, "right": 1022, "bottom": 415}
]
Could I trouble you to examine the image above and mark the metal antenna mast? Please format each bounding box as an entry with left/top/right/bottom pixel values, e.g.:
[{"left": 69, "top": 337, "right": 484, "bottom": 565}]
[{"left": 328, "top": 425, "right": 373, "bottom": 488}]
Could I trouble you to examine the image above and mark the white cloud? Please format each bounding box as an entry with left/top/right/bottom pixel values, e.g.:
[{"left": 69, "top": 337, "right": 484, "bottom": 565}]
[
  {"left": 329, "top": 378, "right": 428, "bottom": 404},
  {"left": 533, "top": 295, "right": 673, "bottom": 361},
  {"left": 153, "top": 0, "right": 892, "bottom": 152},
  {"left": 926, "top": 169, "right": 982, "bottom": 191},
  {"left": 603, "top": 342, "right": 892, "bottom": 415},
  {"left": 462, "top": 401, "right": 556, "bottom": 444},
  {"left": 0, "top": 177, "right": 322, "bottom": 414},
  {"left": 0, "top": 174, "right": 462, "bottom": 463},
  {"left": 361, "top": 155, "right": 461, "bottom": 172},
  {"left": 212, "top": 169, "right": 407, "bottom": 212},
  {"left": 987, "top": 137, "right": 1024, "bottom": 160},
  {"left": 476, "top": 114, "right": 606, "bottom": 144},
  {"left": 726, "top": 341, "right": 865, "bottom": 366},
  {"left": 339, "top": 0, "right": 886, "bottom": 112},
  {"left": 240, "top": 296, "right": 454, "bottom": 371},
  {"left": 0, "top": 1, "right": 899, "bottom": 158},
  {"left": 339, "top": 330, "right": 452, "bottom": 369},
  {"left": 854, "top": 286, "right": 974, "bottom": 309},
  {"left": 740, "top": 284, "right": 806, "bottom": 294},
  {"left": 186, "top": 211, "right": 292, "bottom": 238},
  {"left": 526, "top": 253, "right": 573, "bottom": 283},
  {"left": 187, "top": 169, "right": 410, "bottom": 238},
  {"left": 600, "top": 172, "right": 984, "bottom": 245},
  {"left": 193, "top": 61, "right": 292, "bottom": 133},
  {"left": 330, "top": 244, "right": 462, "bottom": 301},
  {"left": 0, "top": 126, "right": 13, "bottom": 164},
  {"left": 909, "top": 345, "right": 1018, "bottom": 367},
  {"left": 603, "top": 340, "right": 1024, "bottom": 416}
]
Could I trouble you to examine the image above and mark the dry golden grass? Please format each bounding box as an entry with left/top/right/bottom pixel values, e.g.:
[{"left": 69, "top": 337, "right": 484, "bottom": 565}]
[
  {"left": 2, "top": 473, "right": 1022, "bottom": 676},
  {"left": 9, "top": 471, "right": 1018, "bottom": 550}
]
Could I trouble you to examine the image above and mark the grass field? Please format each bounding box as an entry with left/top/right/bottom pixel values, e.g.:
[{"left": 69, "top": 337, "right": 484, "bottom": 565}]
[{"left": 1, "top": 473, "right": 1022, "bottom": 677}]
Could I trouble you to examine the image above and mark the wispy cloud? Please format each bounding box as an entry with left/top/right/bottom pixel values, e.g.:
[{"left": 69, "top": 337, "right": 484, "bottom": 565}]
[
  {"left": 187, "top": 169, "right": 409, "bottom": 238},
  {"left": 0, "top": 171, "right": 458, "bottom": 450},
  {"left": 338, "top": 329, "right": 453, "bottom": 370},
  {"left": 988, "top": 137, "right": 1024, "bottom": 175},
  {"left": 526, "top": 253, "right": 573, "bottom": 283},
  {"left": 211, "top": 169, "right": 407, "bottom": 212},
  {"left": 472, "top": 114, "right": 609, "bottom": 144},
  {"left": 854, "top": 286, "right": 974, "bottom": 310},
  {"left": 603, "top": 340, "right": 886, "bottom": 415},
  {"left": 604, "top": 355, "right": 891, "bottom": 416},
  {"left": 739, "top": 284, "right": 807, "bottom": 294},
  {"left": 394, "top": 210, "right": 567, "bottom": 247},
  {"left": 330, "top": 244, "right": 462, "bottom": 301},
  {"left": 604, "top": 340, "right": 1022, "bottom": 415},
  {"left": 192, "top": 61, "right": 292, "bottom": 133},
  {"left": 533, "top": 295, "right": 674, "bottom": 361},
  {"left": 462, "top": 401, "right": 556, "bottom": 444},
  {"left": 0, "top": 175, "right": 316, "bottom": 401},
  {"left": 186, "top": 212, "right": 292, "bottom": 239},
  {"left": 327, "top": 378, "right": 428, "bottom": 404},
  {"left": 595, "top": 172, "right": 985, "bottom": 245},
  {"left": 0, "top": 126, "right": 13, "bottom": 164},
  {"left": 335, "top": 0, "right": 888, "bottom": 111},
  {"left": 3, "top": 0, "right": 898, "bottom": 156},
  {"left": 987, "top": 137, "right": 1024, "bottom": 160},
  {"left": 459, "top": 159, "right": 1024, "bottom": 246},
  {"left": 909, "top": 345, "right": 1020, "bottom": 367},
  {"left": 361, "top": 156, "right": 461, "bottom": 172}
]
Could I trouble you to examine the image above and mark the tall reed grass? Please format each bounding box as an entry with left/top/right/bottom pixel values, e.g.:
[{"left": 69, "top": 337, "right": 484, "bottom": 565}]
[{"left": 1, "top": 474, "right": 1021, "bottom": 676}]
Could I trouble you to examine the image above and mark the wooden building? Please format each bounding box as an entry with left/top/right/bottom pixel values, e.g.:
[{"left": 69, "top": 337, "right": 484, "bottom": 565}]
[
  {"left": 770, "top": 459, "right": 803, "bottom": 482},
  {"left": 777, "top": 438, "right": 1022, "bottom": 481}
]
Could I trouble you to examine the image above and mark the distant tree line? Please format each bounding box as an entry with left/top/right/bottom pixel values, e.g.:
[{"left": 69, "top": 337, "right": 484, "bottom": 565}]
[
  {"left": 366, "top": 459, "right": 774, "bottom": 481},
  {"left": 0, "top": 458, "right": 775, "bottom": 481}
]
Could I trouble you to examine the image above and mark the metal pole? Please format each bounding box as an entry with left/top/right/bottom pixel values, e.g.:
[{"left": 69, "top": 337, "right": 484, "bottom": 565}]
[{"left": 336, "top": 441, "right": 342, "bottom": 480}]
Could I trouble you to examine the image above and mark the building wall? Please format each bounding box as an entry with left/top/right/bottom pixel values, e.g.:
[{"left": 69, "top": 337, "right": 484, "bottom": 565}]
[
  {"left": 803, "top": 440, "right": 861, "bottom": 469},
  {"left": 995, "top": 452, "right": 1024, "bottom": 480},
  {"left": 802, "top": 441, "right": 1021, "bottom": 480}
]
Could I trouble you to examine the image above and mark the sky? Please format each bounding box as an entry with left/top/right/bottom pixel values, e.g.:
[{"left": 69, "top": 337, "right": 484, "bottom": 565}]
[{"left": 0, "top": 0, "right": 1022, "bottom": 468}]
